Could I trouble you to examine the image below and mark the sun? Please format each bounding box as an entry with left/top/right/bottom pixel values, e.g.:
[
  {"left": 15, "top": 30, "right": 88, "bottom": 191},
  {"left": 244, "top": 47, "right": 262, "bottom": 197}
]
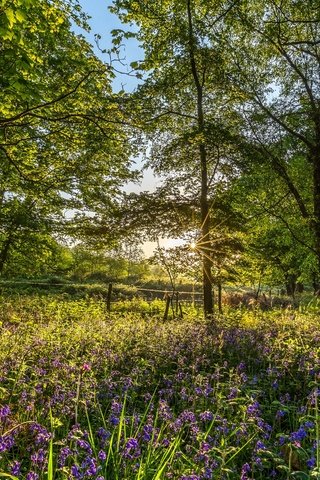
[{"left": 190, "top": 241, "right": 197, "bottom": 251}]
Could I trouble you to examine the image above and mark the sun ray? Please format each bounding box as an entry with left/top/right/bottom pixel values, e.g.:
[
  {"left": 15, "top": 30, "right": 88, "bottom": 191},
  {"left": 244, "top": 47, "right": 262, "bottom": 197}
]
[{"left": 201, "top": 251, "right": 214, "bottom": 263}]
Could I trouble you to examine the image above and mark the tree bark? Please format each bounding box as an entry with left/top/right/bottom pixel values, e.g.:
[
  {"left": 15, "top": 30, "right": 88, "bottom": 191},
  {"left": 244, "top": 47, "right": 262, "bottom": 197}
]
[
  {"left": 312, "top": 148, "right": 320, "bottom": 287},
  {"left": 187, "top": 0, "right": 213, "bottom": 317},
  {"left": 0, "top": 232, "right": 14, "bottom": 274}
]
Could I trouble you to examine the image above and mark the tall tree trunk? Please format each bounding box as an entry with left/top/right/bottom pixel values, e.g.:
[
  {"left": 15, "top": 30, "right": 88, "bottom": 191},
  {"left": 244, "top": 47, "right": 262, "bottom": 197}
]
[
  {"left": 313, "top": 152, "right": 320, "bottom": 288},
  {"left": 0, "top": 232, "right": 14, "bottom": 274},
  {"left": 285, "top": 274, "right": 297, "bottom": 299},
  {"left": 187, "top": 0, "right": 213, "bottom": 317},
  {"left": 312, "top": 110, "right": 320, "bottom": 288}
]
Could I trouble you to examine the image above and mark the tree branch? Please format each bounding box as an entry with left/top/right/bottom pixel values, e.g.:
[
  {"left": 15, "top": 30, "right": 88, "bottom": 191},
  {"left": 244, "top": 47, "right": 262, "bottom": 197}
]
[{"left": 0, "top": 70, "right": 105, "bottom": 127}]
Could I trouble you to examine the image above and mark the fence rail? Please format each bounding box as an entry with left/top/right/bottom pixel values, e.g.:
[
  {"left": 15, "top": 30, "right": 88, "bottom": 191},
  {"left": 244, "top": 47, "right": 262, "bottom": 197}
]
[
  {"left": 0, "top": 280, "right": 203, "bottom": 319},
  {"left": 0, "top": 280, "right": 202, "bottom": 295}
]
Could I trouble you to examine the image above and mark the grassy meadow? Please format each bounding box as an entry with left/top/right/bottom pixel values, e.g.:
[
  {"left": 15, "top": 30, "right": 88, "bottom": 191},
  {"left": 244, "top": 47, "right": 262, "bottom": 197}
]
[{"left": 0, "top": 294, "right": 320, "bottom": 479}]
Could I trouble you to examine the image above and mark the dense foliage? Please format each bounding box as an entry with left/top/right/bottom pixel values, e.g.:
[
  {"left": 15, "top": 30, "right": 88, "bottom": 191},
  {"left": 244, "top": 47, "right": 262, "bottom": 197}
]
[
  {"left": 0, "top": 0, "right": 135, "bottom": 274},
  {"left": 1, "top": 0, "right": 320, "bottom": 301},
  {"left": 106, "top": 0, "right": 320, "bottom": 301}
]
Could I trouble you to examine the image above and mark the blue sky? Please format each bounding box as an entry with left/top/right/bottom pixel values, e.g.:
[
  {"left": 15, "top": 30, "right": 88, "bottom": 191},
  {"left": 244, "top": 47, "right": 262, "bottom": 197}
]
[
  {"left": 77, "top": 0, "right": 143, "bottom": 92},
  {"left": 76, "top": 0, "right": 155, "bottom": 193}
]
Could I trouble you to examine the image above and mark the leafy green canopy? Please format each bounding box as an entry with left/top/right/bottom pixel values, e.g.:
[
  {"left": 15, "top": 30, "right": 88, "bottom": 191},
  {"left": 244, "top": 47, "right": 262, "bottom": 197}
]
[{"left": 0, "top": 0, "right": 136, "bottom": 272}]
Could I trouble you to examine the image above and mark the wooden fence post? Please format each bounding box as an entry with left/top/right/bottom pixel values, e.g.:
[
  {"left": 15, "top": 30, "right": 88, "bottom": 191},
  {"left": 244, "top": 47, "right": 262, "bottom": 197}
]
[{"left": 163, "top": 295, "right": 171, "bottom": 321}]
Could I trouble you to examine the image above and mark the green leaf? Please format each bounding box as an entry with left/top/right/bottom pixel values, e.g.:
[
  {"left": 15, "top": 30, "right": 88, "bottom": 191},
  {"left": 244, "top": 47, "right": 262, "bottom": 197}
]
[
  {"left": 291, "top": 473, "right": 310, "bottom": 479},
  {"left": 5, "top": 8, "right": 16, "bottom": 28},
  {"left": 16, "top": 10, "right": 27, "bottom": 23}
]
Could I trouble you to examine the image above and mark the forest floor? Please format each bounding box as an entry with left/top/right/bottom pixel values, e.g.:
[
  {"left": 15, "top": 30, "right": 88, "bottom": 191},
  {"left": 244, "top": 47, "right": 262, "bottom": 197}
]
[{"left": 0, "top": 294, "right": 319, "bottom": 479}]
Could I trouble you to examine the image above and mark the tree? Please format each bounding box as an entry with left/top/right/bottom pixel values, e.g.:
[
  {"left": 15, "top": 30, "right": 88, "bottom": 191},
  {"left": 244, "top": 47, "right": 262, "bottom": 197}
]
[
  {"left": 230, "top": 151, "right": 316, "bottom": 294},
  {"left": 222, "top": 0, "right": 320, "bottom": 283},
  {"left": 111, "top": 0, "right": 241, "bottom": 316},
  {"left": 0, "top": 0, "right": 135, "bottom": 272},
  {"left": 2, "top": 234, "right": 74, "bottom": 278}
]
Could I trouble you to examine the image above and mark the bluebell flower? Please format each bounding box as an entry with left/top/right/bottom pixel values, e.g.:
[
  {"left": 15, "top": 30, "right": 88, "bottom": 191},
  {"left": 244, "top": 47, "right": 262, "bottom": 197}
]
[
  {"left": 199, "top": 411, "right": 213, "bottom": 422},
  {"left": 307, "top": 456, "right": 316, "bottom": 468},
  {"left": 98, "top": 450, "right": 106, "bottom": 461},
  {"left": 0, "top": 434, "right": 15, "bottom": 452},
  {"left": 71, "top": 464, "right": 82, "bottom": 479},
  {"left": 123, "top": 437, "right": 141, "bottom": 459},
  {"left": 10, "top": 461, "right": 21, "bottom": 476},
  {"left": 290, "top": 427, "right": 307, "bottom": 442},
  {"left": 255, "top": 440, "right": 266, "bottom": 451},
  {"left": 26, "top": 472, "right": 39, "bottom": 480},
  {"left": 240, "top": 463, "right": 251, "bottom": 480},
  {"left": 0, "top": 405, "right": 10, "bottom": 421},
  {"left": 31, "top": 448, "right": 47, "bottom": 467}
]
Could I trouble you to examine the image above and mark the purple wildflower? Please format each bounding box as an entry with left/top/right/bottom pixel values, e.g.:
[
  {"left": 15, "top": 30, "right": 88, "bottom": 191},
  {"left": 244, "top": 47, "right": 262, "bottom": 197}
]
[
  {"left": 111, "top": 399, "right": 122, "bottom": 414},
  {"left": 58, "top": 446, "right": 73, "bottom": 467},
  {"left": 10, "top": 461, "right": 21, "bottom": 476},
  {"left": 180, "top": 475, "right": 200, "bottom": 480},
  {"left": 0, "top": 434, "right": 15, "bottom": 452},
  {"left": 109, "top": 414, "right": 120, "bottom": 426},
  {"left": 199, "top": 411, "right": 213, "bottom": 422},
  {"left": 228, "top": 387, "right": 238, "bottom": 399},
  {"left": 77, "top": 439, "right": 92, "bottom": 454},
  {"left": 123, "top": 437, "right": 141, "bottom": 459},
  {"left": 180, "top": 410, "right": 197, "bottom": 424},
  {"left": 290, "top": 427, "right": 307, "bottom": 442},
  {"left": 31, "top": 448, "right": 47, "bottom": 467},
  {"left": 240, "top": 463, "right": 251, "bottom": 480},
  {"left": 142, "top": 424, "right": 153, "bottom": 442},
  {"left": 30, "top": 424, "right": 51, "bottom": 445},
  {"left": 255, "top": 440, "right": 266, "bottom": 451},
  {"left": 26, "top": 472, "right": 39, "bottom": 480},
  {"left": 83, "top": 457, "right": 97, "bottom": 476},
  {"left": 98, "top": 450, "right": 106, "bottom": 461},
  {"left": 246, "top": 401, "right": 260, "bottom": 417},
  {"left": 307, "top": 456, "right": 316, "bottom": 468},
  {"left": 0, "top": 405, "right": 10, "bottom": 421},
  {"left": 71, "top": 464, "right": 82, "bottom": 479}
]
